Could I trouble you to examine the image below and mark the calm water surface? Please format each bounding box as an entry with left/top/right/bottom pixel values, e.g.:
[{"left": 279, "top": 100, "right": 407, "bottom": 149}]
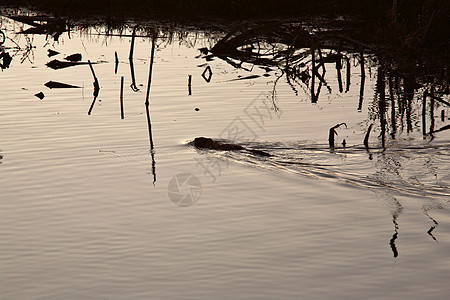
[{"left": 0, "top": 16, "right": 449, "bottom": 299}]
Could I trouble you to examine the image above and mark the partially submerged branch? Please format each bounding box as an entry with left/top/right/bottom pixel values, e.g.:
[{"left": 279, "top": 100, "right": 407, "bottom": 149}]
[{"left": 329, "top": 122, "right": 347, "bottom": 149}]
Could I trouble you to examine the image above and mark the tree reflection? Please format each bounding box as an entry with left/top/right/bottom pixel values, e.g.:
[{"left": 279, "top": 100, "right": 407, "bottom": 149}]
[{"left": 205, "top": 21, "right": 449, "bottom": 148}]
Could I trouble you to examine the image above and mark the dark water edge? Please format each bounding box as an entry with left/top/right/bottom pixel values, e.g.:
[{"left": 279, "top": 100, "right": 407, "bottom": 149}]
[
  {"left": 2, "top": 0, "right": 448, "bottom": 86},
  {"left": 1, "top": 0, "right": 448, "bottom": 52},
  {"left": 0, "top": 0, "right": 448, "bottom": 27},
  {"left": 0, "top": 0, "right": 408, "bottom": 18}
]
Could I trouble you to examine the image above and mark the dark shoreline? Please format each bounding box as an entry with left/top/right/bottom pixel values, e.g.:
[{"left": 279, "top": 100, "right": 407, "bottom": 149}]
[
  {"left": 0, "top": 0, "right": 440, "bottom": 20},
  {"left": 0, "top": 0, "right": 387, "bottom": 18},
  {"left": 1, "top": 0, "right": 448, "bottom": 45},
  {"left": 1, "top": 0, "right": 448, "bottom": 88}
]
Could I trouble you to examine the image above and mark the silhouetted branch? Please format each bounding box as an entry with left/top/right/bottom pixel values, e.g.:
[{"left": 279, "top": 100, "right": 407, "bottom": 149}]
[
  {"left": 329, "top": 123, "right": 347, "bottom": 149},
  {"left": 364, "top": 124, "right": 373, "bottom": 149}
]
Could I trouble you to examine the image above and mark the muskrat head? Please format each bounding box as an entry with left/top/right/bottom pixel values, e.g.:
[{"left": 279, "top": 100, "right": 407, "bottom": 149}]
[{"left": 193, "top": 137, "right": 216, "bottom": 149}]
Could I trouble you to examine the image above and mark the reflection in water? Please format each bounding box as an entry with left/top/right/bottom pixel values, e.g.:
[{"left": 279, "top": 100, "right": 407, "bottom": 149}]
[
  {"left": 1, "top": 23, "right": 39, "bottom": 66},
  {"left": 388, "top": 75, "right": 397, "bottom": 139},
  {"left": 114, "top": 51, "right": 119, "bottom": 74},
  {"left": 129, "top": 27, "right": 140, "bottom": 92},
  {"left": 363, "top": 124, "right": 373, "bottom": 150},
  {"left": 129, "top": 54, "right": 140, "bottom": 91},
  {"left": 88, "top": 88, "right": 99, "bottom": 115},
  {"left": 423, "top": 204, "right": 442, "bottom": 242},
  {"left": 45, "top": 58, "right": 95, "bottom": 70},
  {"left": 358, "top": 49, "right": 366, "bottom": 111},
  {"left": 87, "top": 60, "right": 101, "bottom": 115},
  {"left": 34, "top": 91, "right": 45, "bottom": 100},
  {"left": 426, "top": 214, "right": 439, "bottom": 242},
  {"left": 47, "top": 49, "right": 59, "bottom": 57},
  {"left": 188, "top": 74, "right": 192, "bottom": 95},
  {"left": 201, "top": 65, "right": 212, "bottom": 83},
  {"left": 145, "top": 35, "right": 158, "bottom": 184},
  {"left": 46, "top": 59, "right": 78, "bottom": 69},
  {"left": 336, "top": 49, "right": 343, "bottom": 93},
  {"left": 387, "top": 196, "right": 403, "bottom": 258},
  {"left": 44, "top": 80, "right": 80, "bottom": 89},
  {"left": 345, "top": 56, "right": 350, "bottom": 93},
  {"left": 376, "top": 66, "right": 387, "bottom": 149},
  {"left": 120, "top": 76, "right": 125, "bottom": 119},
  {"left": 206, "top": 22, "right": 449, "bottom": 152},
  {"left": 10, "top": 15, "right": 68, "bottom": 41},
  {"left": 372, "top": 74, "right": 450, "bottom": 145},
  {"left": 389, "top": 225, "right": 399, "bottom": 258},
  {"left": 386, "top": 195, "right": 445, "bottom": 257},
  {"left": 195, "top": 21, "right": 449, "bottom": 197},
  {"left": 207, "top": 22, "right": 368, "bottom": 105},
  {"left": 0, "top": 50, "right": 12, "bottom": 69},
  {"left": 64, "top": 53, "right": 82, "bottom": 62}
]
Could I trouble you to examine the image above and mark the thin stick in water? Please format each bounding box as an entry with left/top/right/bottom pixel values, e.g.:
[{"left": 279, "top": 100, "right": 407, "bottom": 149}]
[
  {"left": 429, "top": 89, "right": 435, "bottom": 137},
  {"left": 88, "top": 60, "right": 100, "bottom": 92},
  {"left": 358, "top": 48, "right": 365, "bottom": 111},
  {"left": 120, "top": 76, "right": 124, "bottom": 119},
  {"left": 88, "top": 94, "right": 98, "bottom": 115},
  {"left": 345, "top": 56, "right": 350, "bottom": 92},
  {"left": 145, "top": 34, "right": 157, "bottom": 184},
  {"left": 188, "top": 74, "right": 192, "bottom": 96},
  {"left": 336, "top": 50, "right": 343, "bottom": 93},
  {"left": 114, "top": 51, "right": 119, "bottom": 74},
  {"left": 422, "top": 90, "right": 427, "bottom": 137},
  {"left": 364, "top": 124, "right": 373, "bottom": 149},
  {"left": 87, "top": 59, "right": 100, "bottom": 115},
  {"left": 311, "top": 42, "right": 316, "bottom": 103},
  {"left": 129, "top": 58, "right": 139, "bottom": 92},
  {"left": 328, "top": 123, "right": 347, "bottom": 149},
  {"left": 145, "top": 35, "right": 157, "bottom": 148},
  {"left": 128, "top": 27, "right": 139, "bottom": 92},
  {"left": 129, "top": 27, "right": 136, "bottom": 60}
]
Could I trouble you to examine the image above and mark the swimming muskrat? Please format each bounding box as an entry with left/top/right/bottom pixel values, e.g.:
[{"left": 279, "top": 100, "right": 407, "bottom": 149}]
[{"left": 193, "top": 137, "right": 271, "bottom": 157}]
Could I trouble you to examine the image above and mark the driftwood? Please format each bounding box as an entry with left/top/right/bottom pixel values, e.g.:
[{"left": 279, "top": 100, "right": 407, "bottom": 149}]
[
  {"left": 44, "top": 81, "right": 80, "bottom": 89},
  {"left": 34, "top": 92, "right": 45, "bottom": 100},
  {"left": 47, "top": 49, "right": 59, "bottom": 57},
  {"left": 64, "top": 53, "right": 82, "bottom": 62},
  {"left": 46, "top": 59, "right": 92, "bottom": 70}
]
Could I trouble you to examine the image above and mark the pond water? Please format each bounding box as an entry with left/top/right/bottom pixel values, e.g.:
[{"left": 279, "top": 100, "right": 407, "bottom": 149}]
[{"left": 0, "top": 16, "right": 449, "bottom": 299}]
